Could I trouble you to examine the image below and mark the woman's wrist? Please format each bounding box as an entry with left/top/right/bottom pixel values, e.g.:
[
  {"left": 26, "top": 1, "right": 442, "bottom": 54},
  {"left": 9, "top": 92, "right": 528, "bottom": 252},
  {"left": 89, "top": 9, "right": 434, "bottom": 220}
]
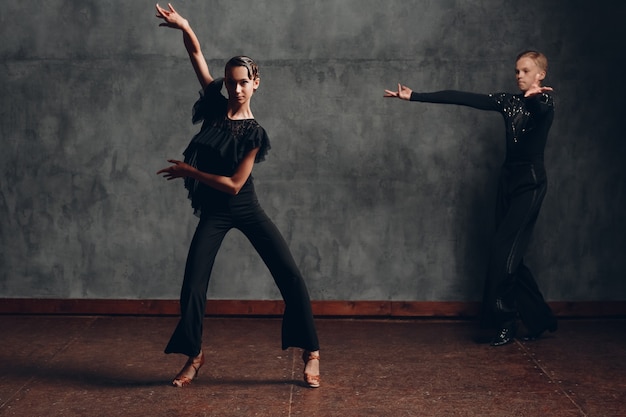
[{"left": 173, "top": 18, "right": 188, "bottom": 32}]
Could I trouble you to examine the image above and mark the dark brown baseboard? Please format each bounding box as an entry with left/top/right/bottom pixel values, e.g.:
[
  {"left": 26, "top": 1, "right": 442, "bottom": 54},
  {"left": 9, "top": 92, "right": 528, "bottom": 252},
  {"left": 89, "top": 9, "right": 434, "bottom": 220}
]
[{"left": 0, "top": 299, "right": 624, "bottom": 318}]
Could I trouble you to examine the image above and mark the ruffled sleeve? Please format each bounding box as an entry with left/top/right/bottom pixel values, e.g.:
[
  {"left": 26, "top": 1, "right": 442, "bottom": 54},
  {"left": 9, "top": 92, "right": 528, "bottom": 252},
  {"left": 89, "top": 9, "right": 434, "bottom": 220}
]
[
  {"left": 240, "top": 124, "right": 271, "bottom": 164},
  {"left": 192, "top": 78, "right": 227, "bottom": 124}
]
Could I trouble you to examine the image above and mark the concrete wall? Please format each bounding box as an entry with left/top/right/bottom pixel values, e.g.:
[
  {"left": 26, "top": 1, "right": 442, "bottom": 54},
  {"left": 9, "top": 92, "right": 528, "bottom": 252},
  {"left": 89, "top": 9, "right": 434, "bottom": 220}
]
[{"left": 1, "top": 0, "right": 625, "bottom": 302}]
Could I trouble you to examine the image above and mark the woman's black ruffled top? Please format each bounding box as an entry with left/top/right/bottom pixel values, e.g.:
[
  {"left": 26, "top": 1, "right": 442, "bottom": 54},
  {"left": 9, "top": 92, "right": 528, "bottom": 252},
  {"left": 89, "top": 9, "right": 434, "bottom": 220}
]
[{"left": 182, "top": 78, "right": 271, "bottom": 214}]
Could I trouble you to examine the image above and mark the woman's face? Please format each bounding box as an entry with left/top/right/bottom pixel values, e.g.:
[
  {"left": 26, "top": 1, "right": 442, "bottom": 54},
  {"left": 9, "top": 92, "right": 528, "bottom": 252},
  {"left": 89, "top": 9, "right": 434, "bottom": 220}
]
[
  {"left": 224, "top": 65, "right": 259, "bottom": 105},
  {"left": 515, "top": 57, "right": 545, "bottom": 92}
]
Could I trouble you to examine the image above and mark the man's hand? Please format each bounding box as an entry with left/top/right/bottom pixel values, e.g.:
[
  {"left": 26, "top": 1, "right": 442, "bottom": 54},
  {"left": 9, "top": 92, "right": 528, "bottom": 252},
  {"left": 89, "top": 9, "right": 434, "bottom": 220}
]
[{"left": 524, "top": 83, "right": 554, "bottom": 98}]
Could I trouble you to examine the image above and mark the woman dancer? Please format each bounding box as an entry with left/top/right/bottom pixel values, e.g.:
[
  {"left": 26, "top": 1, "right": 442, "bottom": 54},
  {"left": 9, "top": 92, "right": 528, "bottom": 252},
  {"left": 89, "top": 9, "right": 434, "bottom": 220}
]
[
  {"left": 155, "top": 3, "right": 320, "bottom": 386},
  {"left": 384, "top": 50, "right": 558, "bottom": 346}
]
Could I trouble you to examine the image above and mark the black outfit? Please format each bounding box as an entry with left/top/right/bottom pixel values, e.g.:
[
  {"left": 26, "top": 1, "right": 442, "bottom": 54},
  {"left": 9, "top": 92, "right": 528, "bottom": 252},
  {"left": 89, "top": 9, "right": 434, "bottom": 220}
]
[
  {"left": 165, "top": 79, "right": 319, "bottom": 357},
  {"left": 410, "top": 90, "right": 557, "bottom": 339}
]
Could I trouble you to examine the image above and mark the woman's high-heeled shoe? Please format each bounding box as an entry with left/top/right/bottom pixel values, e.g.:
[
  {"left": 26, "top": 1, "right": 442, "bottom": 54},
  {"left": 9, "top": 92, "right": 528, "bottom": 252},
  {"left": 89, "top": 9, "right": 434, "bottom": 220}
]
[
  {"left": 302, "top": 351, "right": 321, "bottom": 388},
  {"left": 172, "top": 351, "right": 205, "bottom": 387}
]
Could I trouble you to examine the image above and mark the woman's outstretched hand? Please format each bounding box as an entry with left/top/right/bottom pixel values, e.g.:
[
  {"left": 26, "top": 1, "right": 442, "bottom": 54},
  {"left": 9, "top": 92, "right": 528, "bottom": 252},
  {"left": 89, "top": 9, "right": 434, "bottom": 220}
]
[
  {"left": 384, "top": 83, "right": 412, "bottom": 100},
  {"left": 156, "top": 3, "right": 187, "bottom": 29},
  {"left": 157, "top": 159, "right": 196, "bottom": 180}
]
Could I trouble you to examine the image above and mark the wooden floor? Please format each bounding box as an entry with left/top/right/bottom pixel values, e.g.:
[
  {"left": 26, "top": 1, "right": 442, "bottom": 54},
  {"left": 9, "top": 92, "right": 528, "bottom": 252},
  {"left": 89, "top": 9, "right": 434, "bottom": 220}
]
[{"left": 0, "top": 315, "right": 624, "bottom": 416}]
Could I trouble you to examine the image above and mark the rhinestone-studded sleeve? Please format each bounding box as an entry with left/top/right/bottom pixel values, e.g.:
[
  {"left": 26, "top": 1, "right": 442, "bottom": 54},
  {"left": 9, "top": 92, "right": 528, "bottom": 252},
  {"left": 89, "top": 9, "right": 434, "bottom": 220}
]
[
  {"left": 408, "top": 89, "right": 554, "bottom": 162},
  {"left": 410, "top": 90, "right": 501, "bottom": 111}
]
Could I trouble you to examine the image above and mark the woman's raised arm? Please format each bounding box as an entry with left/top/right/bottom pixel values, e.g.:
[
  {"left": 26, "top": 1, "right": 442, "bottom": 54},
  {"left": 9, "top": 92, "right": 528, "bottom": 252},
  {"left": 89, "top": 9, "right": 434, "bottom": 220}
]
[{"left": 156, "top": 3, "right": 213, "bottom": 89}]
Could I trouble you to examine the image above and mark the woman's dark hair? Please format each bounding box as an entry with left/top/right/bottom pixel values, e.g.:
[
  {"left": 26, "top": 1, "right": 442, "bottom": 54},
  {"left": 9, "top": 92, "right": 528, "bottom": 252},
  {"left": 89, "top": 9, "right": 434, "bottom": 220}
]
[{"left": 225, "top": 56, "right": 259, "bottom": 80}]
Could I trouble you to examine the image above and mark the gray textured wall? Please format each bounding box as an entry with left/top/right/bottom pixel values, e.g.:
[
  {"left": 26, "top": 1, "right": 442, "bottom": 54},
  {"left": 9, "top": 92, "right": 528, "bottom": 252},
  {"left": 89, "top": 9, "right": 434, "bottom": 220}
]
[{"left": 1, "top": 0, "right": 625, "bottom": 302}]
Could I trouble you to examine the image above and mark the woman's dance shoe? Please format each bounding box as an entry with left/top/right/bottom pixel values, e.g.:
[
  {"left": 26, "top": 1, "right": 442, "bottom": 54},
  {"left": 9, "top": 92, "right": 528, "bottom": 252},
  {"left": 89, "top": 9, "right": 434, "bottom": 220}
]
[
  {"left": 302, "top": 351, "right": 321, "bottom": 388},
  {"left": 172, "top": 351, "right": 205, "bottom": 387}
]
